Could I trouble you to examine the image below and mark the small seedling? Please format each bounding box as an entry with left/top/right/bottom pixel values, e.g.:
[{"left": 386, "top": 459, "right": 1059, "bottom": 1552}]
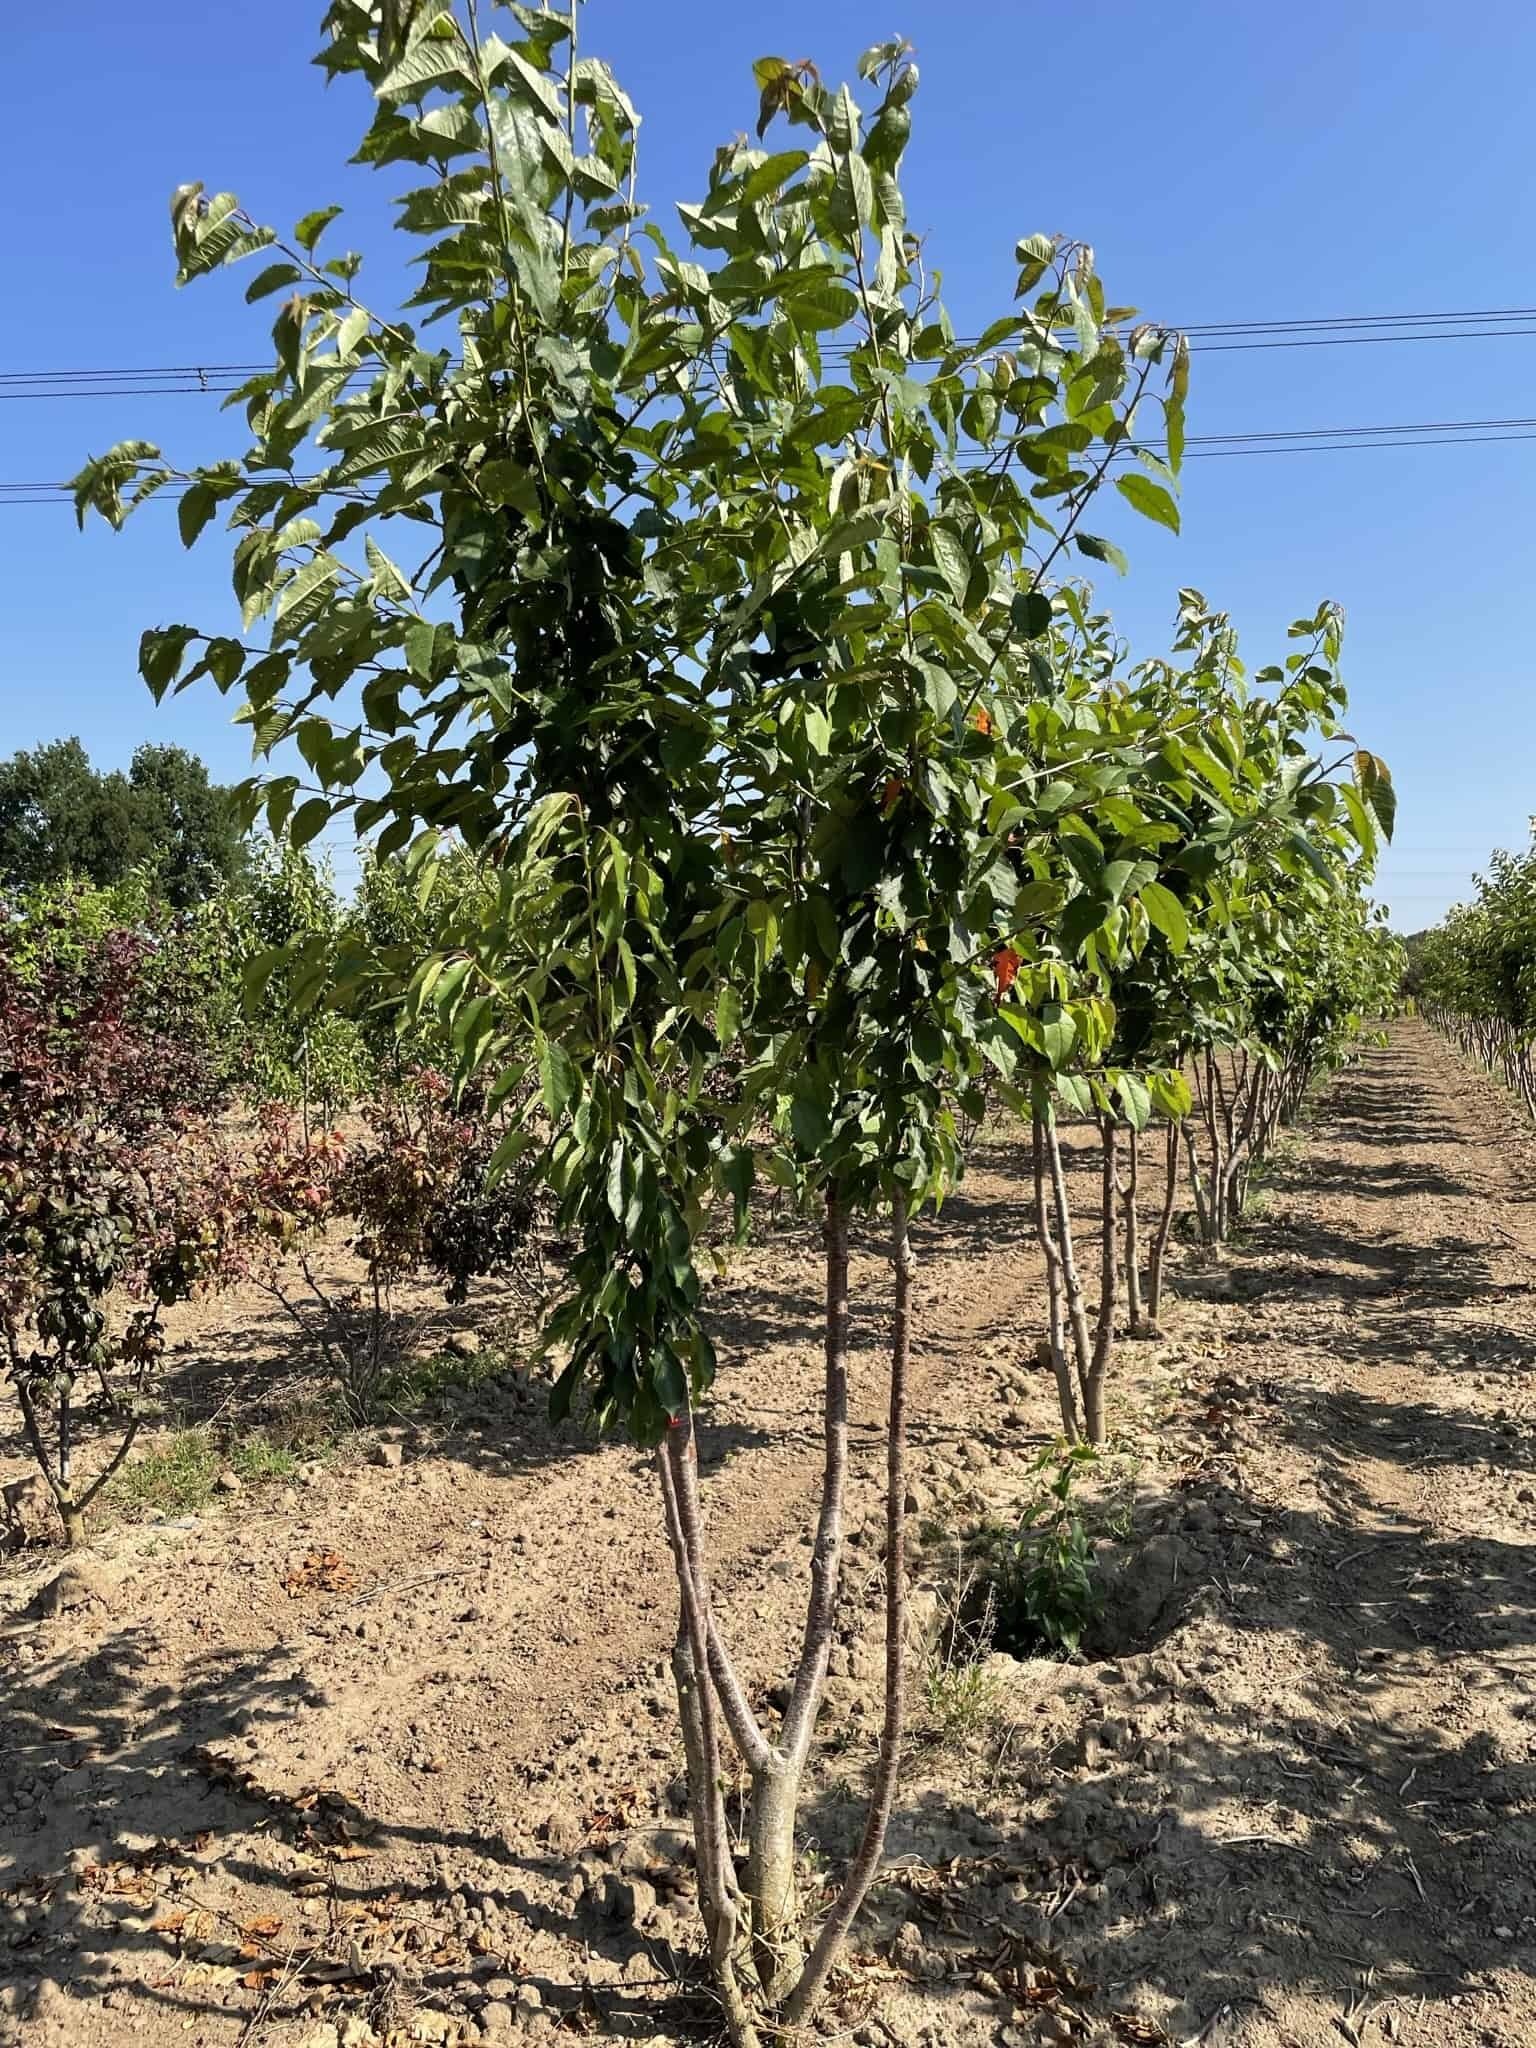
[{"left": 991, "top": 1442, "right": 1102, "bottom": 1658}]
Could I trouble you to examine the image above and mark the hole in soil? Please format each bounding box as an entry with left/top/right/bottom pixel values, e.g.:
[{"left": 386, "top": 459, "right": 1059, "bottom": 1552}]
[{"left": 947, "top": 1522, "right": 1206, "bottom": 1665}]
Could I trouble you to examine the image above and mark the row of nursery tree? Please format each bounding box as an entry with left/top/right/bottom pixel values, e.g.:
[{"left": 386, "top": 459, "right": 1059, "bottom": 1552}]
[
  {"left": 11, "top": 5, "right": 1403, "bottom": 2040},
  {"left": 1411, "top": 830, "right": 1536, "bottom": 1116}
]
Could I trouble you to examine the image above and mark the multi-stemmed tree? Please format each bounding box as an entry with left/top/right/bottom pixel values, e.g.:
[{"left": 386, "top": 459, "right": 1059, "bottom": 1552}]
[
  {"left": 67, "top": 0, "right": 1398, "bottom": 2032},
  {"left": 73, "top": 5, "right": 1195, "bottom": 2033}
]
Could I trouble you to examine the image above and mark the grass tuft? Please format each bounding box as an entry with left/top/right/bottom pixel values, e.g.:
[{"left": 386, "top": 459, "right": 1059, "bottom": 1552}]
[{"left": 110, "top": 1425, "right": 305, "bottom": 1518}]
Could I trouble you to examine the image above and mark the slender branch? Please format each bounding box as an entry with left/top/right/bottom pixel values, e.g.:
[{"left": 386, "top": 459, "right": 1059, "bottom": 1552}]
[
  {"left": 14, "top": 1377, "right": 66, "bottom": 1509},
  {"left": 76, "top": 1417, "right": 146, "bottom": 1515},
  {"left": 1031, "top": 1110, "right": 1081, "bottom": 1441},
  {"left": 780, "top": 1184, "right": 851, "bottom": 1762},
  {"left": 786, "top": 1187, "right": 912, "bottom": 2025}
]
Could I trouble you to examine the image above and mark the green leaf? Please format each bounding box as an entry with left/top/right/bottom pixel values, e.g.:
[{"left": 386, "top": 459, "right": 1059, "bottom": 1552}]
[
  {"left": 1114, "top": 1072, "right": 1152, "bottom": 1130},
  {"left": 294, "top": 205, "right": 342, "bottom": 252},
  {"left": 244, "top": 261, "right": 304, "bottom": 303},
  {"left": 716, "top": 984, "right": 742, "bottom": 1046},
  {"left": 1149, "top": 1069, "right": 1193, "bottom": 1120},
  {"left": 1010, "top": 589, "right": 1053, "bottom": 639},
  {"left": 403, "top": 619, "right": 438, "bottom": 680},
  {"left": 289, "top": 798, "right": 330, "bottom": 849},
  {"left": 365, "top": 535, "right": 413, "bottom": 602},
  {"left": 1115, "top": 473, "right": 1180, "bottom": 534},
  {"left": 1074, "top": 532, "right": 1129, "bottom": 575},
  {"left": 139, "top": 625, "right": 199, "bottom": 702},
  {"left": 206, "top": 638, "right": 246, "bottom": 690},
  {"left": 1138, "top": 881, "right": 1189, "bottom": 953},
  {"left": 274, "top": 552, "right": 343, "bottom": 629},
  {"left": 540, "top": 1036, "right": 578, "bottom": 1119},
  {"left": 377, "top": 37, "right": 472, "bottom": 101},
  {"left": 177, "top": 482, "right": 219, "bottom": 549}
]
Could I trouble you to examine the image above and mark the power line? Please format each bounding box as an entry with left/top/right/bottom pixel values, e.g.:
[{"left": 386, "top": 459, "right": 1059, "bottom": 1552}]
[
  {"left": 7, "top": 414, "right": 1536, "bottom": 506},
  {"left": 9, "top": 301, "right": 1536, "bottom": 401}
]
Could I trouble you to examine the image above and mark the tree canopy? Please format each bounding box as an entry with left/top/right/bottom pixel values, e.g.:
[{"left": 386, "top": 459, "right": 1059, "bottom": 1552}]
[{"left": 0, "top": 737, "right": 246, "bottom": 908}]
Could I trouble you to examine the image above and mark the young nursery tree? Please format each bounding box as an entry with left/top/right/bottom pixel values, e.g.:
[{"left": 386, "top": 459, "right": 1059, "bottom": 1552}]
[
  {"left": 998, "top": 590, "right": 1397, "bottom": 1441},
  {"left": 74, "top": 6, "right": 1187, "bottom": 2033},
  {"left": 0, "top": 906, "right": 229, "bottom": 1544},
  {"left": 1416, "top": 836, "right": 1536, "bottom": 1116}
]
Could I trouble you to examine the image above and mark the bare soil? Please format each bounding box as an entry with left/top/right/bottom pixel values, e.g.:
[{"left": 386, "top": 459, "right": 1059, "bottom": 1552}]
[{"left": 2, "top": 1020, "right": 1534, "bottom": 2048}]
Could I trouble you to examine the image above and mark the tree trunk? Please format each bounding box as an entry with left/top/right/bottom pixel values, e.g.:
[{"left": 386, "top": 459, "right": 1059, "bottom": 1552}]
[
  {"left": 1044, "top": 1117, "right": 1093, "bottom": 1396},
  {"left": 657, "top": 1423, "right": 757, "bottom": 2048},
  {"left": 1145, "top": 1118, "right": 1180, "bottom": 1329},
  {"left": 785, "top": 1188, "right": 912, "bottom": 2026},
  {"left": 1203, "top": 1049, "right": 1228, "bottom": 1240},
  {"left": 1083, "top": 1118, "right": 1117, "bottom": 1444},
  {"left": 743, "top": 1186, "right": 852, "bottom": 1998},
  {"left": 1031, "top": 1111, "right": 1081, "bottom": 1440},
  {"left": 1120, "top": 1123, "right": 1148, "bottom": 1337},
  {"left": 1182, "top": 1118, "right": 1213, "bottom": 1244}
]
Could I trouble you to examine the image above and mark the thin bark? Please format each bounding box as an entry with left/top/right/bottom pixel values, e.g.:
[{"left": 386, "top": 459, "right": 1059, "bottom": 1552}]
[
  {"left": 1044, "top": 1118, "right": 1093, "bottom": 1394},
  {"left": 745, "top": 1185, "right": 853, "bottom": 1998},
  {"left": 1183, "top": 1106, "right": 1213, "bottom": 1243},
  {"left": 1031, "top": 1112, "right": 1081, "bottom": 1440},
  {"left": 14, "top": 1368, "right": 142, "bottom": 1547},
  {"left": 1085, "top": 1118, "right": 1117, "bottom": 1443},
  {"left": 779, "top": 1187, "right": 851, "bottom": 1760},
  {"left": 658, "top": 1426, "right": 757, "bottom": 2048},
  {"left": 1121, "top": 1123, "right": 1146, "bottom": 1337},
  {"left": 785, "top": 1188, "right": 912, "bottom": 2027},
  {"left": 1201, "top": 1049, "right": 1227, "bottom": 1240},
  {"left": 1146, "top": 1117, "right": 1180, "bottom": 1328}
]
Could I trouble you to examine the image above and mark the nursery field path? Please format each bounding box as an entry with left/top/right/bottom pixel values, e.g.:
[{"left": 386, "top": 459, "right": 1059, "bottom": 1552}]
[
  {"left": 3, "top": 1019, "right": 1536, "bottom": 2048},
  {"left": 989, "top": 1016, "right": 1536, "bottom": 2048}
]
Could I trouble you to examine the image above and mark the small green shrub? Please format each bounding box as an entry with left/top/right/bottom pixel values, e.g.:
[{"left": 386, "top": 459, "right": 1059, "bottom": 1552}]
[
  {"left": 230, "top": 1432, "right": 302, "bottom": 1485},
  {"left": 990, "top": 1443, "right": 1102, "bottom": 1658}
]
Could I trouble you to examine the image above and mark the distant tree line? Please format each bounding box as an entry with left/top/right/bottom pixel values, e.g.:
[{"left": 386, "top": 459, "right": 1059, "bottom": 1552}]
[{"left": 0, "top": 736, "right": 246, "bottom": 908}]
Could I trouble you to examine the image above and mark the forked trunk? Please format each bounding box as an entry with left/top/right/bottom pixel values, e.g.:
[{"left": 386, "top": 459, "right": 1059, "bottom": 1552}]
[
  {"left": 654, "top": 1182, "right": 913, "bottom": 2040},
  {"left": 743, "top": 1186, "right": 853, "bottom": 1997},
  {"left": 14, "top": 1369, "right": 141, "bottom": 1551},
  {"left": 657, "top": 1424, "right": 754, "bottom": 2042}
]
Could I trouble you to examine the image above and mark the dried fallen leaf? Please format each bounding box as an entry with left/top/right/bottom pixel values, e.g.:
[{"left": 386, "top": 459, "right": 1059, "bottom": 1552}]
[{"left": 283, "top": 1549, "right": 357, "bottom": 1597}]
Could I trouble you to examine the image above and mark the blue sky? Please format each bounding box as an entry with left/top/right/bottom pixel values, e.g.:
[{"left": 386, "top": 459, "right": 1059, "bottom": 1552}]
[{"left": 5, "top": 0, "right": 1534, "bottom": 927}]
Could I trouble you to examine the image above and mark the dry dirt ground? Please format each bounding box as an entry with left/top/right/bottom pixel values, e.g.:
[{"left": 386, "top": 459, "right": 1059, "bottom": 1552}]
[{"left": 2, "top": 1019, "right": 1535, "bottom": 2048}]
